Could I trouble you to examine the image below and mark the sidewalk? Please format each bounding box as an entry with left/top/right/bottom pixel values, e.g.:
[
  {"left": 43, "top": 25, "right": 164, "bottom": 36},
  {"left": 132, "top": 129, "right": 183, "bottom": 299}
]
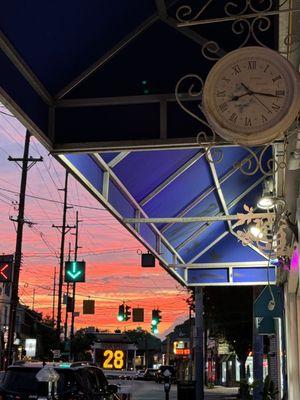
[{"left": 204, "top": 386, "right": 238, "bottom": 399}]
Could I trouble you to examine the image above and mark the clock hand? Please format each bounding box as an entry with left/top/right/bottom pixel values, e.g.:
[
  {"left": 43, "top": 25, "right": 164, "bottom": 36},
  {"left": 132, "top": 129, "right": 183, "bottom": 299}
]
[
  {"left": 240, "top": 82, "right": 252, "bottom": 93},
  {"left": 251, "top": 91, "right": 279, "bottom": 98},
  {"left": 252, "top": 93, "right": 272, "bottom": 114},
  {"left": 230, "top": 92, "right": 250, "bottom": 101}
]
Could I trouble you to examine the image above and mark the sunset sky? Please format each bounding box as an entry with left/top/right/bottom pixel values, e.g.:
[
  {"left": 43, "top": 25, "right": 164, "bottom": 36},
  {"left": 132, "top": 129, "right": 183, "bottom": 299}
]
[{"left": 0, "top": 108, "right": 189, "bottom": 337}]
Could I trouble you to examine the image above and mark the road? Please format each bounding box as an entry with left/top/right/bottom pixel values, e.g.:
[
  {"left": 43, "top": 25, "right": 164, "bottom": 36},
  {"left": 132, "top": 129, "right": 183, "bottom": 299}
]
[{"left": 114, "top": 380, "right": 239, "bottom": 400}]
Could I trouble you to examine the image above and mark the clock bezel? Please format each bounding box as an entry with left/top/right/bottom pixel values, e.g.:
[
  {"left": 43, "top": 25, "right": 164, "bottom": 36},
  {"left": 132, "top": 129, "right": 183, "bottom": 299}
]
[{"left": 202, "top": 46, "right": 300, "bottom": 146}]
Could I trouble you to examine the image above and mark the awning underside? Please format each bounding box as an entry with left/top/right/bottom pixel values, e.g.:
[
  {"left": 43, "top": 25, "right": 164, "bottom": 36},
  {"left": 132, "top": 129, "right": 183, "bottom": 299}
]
[{"left": 60, "top": 145, "right": 274, "bottom": 285}]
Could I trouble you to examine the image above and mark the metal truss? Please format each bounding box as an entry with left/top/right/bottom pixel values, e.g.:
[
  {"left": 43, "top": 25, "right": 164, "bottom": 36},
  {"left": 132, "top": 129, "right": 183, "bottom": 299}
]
[
  {"left": 58, "top": 153, "right": 186, "bottom": 285},
  {"left": 161, "top": 149, "right": 260, "bottom": 234},
  {"left": 175, "top": 174, "right": 266, "bottom": 253}
]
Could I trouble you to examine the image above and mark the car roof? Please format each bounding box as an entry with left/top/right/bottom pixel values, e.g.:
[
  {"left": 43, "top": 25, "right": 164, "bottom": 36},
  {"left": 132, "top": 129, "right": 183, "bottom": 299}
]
[{"left": 8, "top": 362, "right": 100, "bottom": 371}]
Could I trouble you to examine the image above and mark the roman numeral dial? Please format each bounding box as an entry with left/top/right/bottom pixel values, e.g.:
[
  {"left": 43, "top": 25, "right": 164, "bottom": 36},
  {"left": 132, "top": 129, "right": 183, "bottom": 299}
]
[{"left": 203, "top": 47, "right": 300, "bottom": 146}]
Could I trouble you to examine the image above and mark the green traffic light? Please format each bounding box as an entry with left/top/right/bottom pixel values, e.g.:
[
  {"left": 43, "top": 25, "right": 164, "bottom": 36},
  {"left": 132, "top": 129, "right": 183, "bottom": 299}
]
[
  {"left": 152, "top": 327, "right": 159, "bottom": 334},
  {"left": 151, "top": 319, "right": 158, "bottom": 326},
  {"left": 117, "top": 315, "right": 124, "bottom": 321}
]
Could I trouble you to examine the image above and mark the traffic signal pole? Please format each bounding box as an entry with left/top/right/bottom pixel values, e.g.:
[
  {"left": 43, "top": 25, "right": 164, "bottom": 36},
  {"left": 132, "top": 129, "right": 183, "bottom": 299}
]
[
  {"left": 70, "top": 211, "right": 81, "bottom": 340},
  {"left": 195, "top": 287, "right": 204, "bottom": 400},
  {"left": 6, "top": 131, "right": 42, "bottom": 367},
  {"left": 53, "top": 171, "right": 76, "bottom": 342}
]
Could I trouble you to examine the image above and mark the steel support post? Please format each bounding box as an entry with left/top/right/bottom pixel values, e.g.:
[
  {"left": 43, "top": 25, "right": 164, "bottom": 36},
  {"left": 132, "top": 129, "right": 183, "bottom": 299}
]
[
  {"left": 253, "top": 286, "right": 264, "bottom": 400},
  {"left": 195, "top": 287, "right": 204, "bottom": 400},
  {"left": 56, "top": 171, "right": 69, "bottom": 341}
]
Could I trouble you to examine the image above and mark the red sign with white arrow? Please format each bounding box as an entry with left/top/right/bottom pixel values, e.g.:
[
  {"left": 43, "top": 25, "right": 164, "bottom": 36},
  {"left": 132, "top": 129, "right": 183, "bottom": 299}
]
[{"left": 0, "top": 255, "right": 13, "bottom": 282}]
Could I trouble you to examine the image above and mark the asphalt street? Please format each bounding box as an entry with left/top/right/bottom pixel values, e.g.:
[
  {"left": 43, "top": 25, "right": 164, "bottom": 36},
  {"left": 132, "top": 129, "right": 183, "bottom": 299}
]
[{"left": 115, "top": 380, "right": 239, "bottom": 400}]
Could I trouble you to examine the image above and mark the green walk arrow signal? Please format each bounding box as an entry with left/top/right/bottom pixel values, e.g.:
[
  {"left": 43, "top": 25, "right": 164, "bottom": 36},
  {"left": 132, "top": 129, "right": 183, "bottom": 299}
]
[{"left": 65, "top": 261, "right": 86, "bottom": 283}]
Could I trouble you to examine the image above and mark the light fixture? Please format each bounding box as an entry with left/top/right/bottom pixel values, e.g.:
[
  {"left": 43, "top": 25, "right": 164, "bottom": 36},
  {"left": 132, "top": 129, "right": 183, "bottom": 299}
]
[
  {"left": 257, "top": 179, "right": 275, "bottom": 210},
  {"left": 249, "top": 225, "right": 263, "bottom": 240},
  {"left": 257, "top": 196, "right": 275, "bottom": 210}
]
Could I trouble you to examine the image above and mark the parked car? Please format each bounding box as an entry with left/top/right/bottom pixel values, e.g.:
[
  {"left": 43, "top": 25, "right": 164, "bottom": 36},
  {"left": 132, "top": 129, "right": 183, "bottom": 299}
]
[
  {"left": 143, "top": 368, "right": 157, "bottom": 381},
  {"left": 0, "top": 362, "right": 119, "bottom": 399},
  {"left": 155, "top": 365, "right": 176, "bottom": 383}
]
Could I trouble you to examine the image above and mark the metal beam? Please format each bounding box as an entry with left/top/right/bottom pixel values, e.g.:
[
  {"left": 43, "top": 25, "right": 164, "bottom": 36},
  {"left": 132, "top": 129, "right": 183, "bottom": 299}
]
[
  {"left": 108, "top": 151, "right": 131, "bottom": 168},
  {"left": 177, "top": 8, "right": 300, "bottom": 28},
  {"left": 0, "top": 32, "right": 52, "bottom": 105},
  {"left": 51, "top": 137, "right": 236, "bottom": 154},
  {"left": 140, "top": 151, "right": 204, "bottom": 206},
  {"left": 55, "top": 92, "right": 201, "bottom": 108},
  {"left": 170, "top": 261, "right": 269, "bottom": 268},
  {"left": 57, "top": 154, "right": 186, "bottom": 285},
  {"left": 55, "top": 14, "right": 159, "bottom": 100},
  {"left": 186, "top": 176, "right": 268, "bottom": 263},
  {"left": 161, "top": 150, "right": 259, "bottom": 233},
  {"left": 123, "top": 212, "right": 272, "bottom": 224},
  {"left": 91, "top": 153, "right": 185, "bottom": 264},
  {"left": 155, "top": 0, "right": 168, "bottom": 20},
  {"left": 175, "top": 174, "right": 266, "bottom": 251},
  {"left": 206, "top": 149, "right": 232, "bottom": 231},
  {"left": 166, "top": 17, "right": 226, "bottom": 57},
  {"left": 0, "top": 87, "right": 52, "bottom": 151}
]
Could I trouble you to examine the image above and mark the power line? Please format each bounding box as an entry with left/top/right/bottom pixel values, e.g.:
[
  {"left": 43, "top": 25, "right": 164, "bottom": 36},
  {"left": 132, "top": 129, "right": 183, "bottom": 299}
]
[{"left": 0, "top": 186, "right": 109, "bottom": 212}]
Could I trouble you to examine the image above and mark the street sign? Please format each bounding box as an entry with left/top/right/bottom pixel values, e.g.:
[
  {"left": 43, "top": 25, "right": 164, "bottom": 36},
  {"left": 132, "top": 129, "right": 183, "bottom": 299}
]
[
  {"left": 0, "top": 255, "right": 13, "bottom": 282},
  {"left": 64, "top": 261, "right": 86, "bottom": 283},
  {"left": 132, "top": 308, "right": 144, "bottom": 322},
  {"left": 95, "top": 349, "right": 126, "bottom": 370},
  {"left": 83, "top": 300, "right": 95, "bottom": 314}
]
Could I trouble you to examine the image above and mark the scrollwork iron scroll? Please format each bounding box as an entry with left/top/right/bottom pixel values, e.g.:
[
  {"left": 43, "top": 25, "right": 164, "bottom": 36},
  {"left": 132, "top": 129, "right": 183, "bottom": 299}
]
[{"left": 176, "top": 0, "right": 300, "bottom": 58}]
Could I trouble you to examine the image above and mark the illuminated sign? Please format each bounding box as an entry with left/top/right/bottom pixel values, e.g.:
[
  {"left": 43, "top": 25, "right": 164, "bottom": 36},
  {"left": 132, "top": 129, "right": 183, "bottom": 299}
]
[
  {"left": 95, "top": 349, "right": 126, "bottom": 370},
  {"left": 0, "top": 255, "right": 13, "bottom": 282},
  {"left": 173, "top": 340, "right": 190, "bottom": 356},
  {"left": 25, "top": 338, "right": 37, "bottom": 357},
  {"left": 174, "top": 348, "right": 190, "bottom": 356},
  {"left": 64, "top": 261, "right": 86, "bottom": 283}
]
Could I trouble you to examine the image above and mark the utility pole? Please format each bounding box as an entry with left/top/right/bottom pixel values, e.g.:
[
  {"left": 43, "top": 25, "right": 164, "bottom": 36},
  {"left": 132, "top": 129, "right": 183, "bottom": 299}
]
[
  {"left": 64, "top": 243, "right": 71, "bottom": 341},
  {"left": 32, "top": 289, "right": 36, "bottom": 310},
  {"left": 70, "top": 211, "right": 82, "bottom": 340},
  {"left": 53, "top": 171, "right": 75, "bottom": 343},
  {"left": 195, "top": 287, "right": 204, "bottom": 400},
  {"left": 52, "top": 267, "right": 56, "bottom": 323},
  {"left": 6, "top": 130, "right": 43, "bottom": 367}
]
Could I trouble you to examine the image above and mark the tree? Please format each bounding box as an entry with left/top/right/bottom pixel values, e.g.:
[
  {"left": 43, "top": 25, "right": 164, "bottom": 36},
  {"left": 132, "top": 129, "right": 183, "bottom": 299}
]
[{"left": 71, "top": 329, "right": 94, "bottom": 361}]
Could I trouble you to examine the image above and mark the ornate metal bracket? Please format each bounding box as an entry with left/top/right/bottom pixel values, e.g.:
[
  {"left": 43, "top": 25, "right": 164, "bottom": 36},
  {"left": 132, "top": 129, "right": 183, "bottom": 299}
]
[{"left": 176, "top": 0, "right": 300, "bottom": 59}]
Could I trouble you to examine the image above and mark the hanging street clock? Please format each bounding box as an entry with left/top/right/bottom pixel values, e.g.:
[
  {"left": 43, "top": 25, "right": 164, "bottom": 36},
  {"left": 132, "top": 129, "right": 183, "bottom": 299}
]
[{"left": 202, "top": 46, "right": 300, "bottom": 146}]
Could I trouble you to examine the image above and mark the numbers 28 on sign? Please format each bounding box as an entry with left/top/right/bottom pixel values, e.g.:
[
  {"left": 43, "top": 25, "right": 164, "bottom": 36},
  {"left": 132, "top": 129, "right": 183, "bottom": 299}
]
[{"left": 95, "top": 349, "right": 126, "bottom": 370}]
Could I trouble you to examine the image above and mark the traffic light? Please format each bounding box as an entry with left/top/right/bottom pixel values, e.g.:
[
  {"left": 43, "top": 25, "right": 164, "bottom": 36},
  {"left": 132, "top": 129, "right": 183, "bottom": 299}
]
[
  {"left": 117, "top": 304, "right": 125, "bottom": 321},
  {"left": 65, "top": 261, "right": 86, "bottom": 283},
  {"left": 151, "top": 325, "right": 159, "bottom": 334},
  {"left": 151, "top": 309, "right": 162, "bottom": 326},
  {"left": 124, "top": 305, "right": 131, "bottom": 321},
  {"left": 117, "top": 304, "right": 131, "bottom": 322},
  {"left": 151, "top": 309, "right": 161, "bottom": 334}
]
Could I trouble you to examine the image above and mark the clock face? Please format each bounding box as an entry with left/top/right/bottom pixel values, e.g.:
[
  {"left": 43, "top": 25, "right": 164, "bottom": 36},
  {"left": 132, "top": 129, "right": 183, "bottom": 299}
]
[{"left": 203, "top": 47, "right": 300, "bottom": 145}]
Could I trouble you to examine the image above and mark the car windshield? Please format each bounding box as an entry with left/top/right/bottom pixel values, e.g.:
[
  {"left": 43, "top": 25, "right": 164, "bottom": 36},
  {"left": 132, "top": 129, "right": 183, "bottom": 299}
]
[{"left": 2, "top": 368, "right": 76, "bottom": 394}]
